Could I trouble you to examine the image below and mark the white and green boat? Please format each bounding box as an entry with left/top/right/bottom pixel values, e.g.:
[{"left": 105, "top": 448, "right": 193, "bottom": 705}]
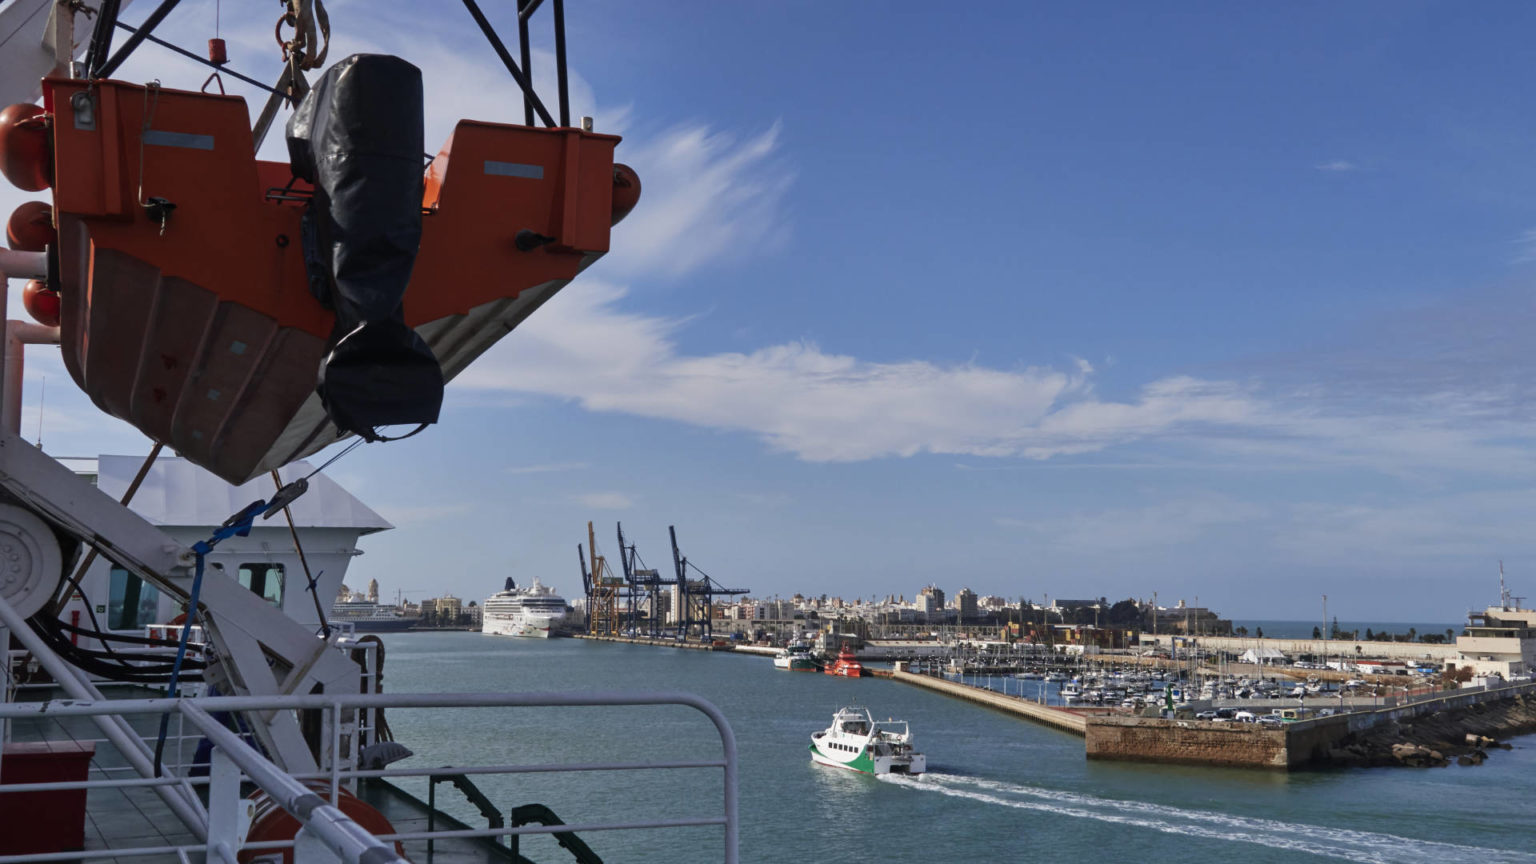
[
  {"left": 808, "top": 706, "right": 926, "bottom": 775},
  {"left": 773, "top": 641, "right": 819, "bottom": 671}
]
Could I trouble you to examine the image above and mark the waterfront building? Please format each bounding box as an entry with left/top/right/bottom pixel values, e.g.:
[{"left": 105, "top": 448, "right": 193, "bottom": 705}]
[
  {"left": 434, "top": 595, "right": 463, "bottom": 618},
  {"left": 955, "top": 588, "right": 978, "bottom": 621},
  {"left": 917, "top": 585, "right": 946, "bottom": 620},
  {"left": 1454, "top": 604, "right": 1536, "bottom": 678}
]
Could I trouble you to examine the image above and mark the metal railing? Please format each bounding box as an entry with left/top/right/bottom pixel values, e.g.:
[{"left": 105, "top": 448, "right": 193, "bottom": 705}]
[{"left": 0, "top": 690, "right": 738, "bottom": 864}]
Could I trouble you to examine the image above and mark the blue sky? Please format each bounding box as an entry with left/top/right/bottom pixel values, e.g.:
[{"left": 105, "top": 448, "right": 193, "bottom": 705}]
[{"left": 9, "top": 1, "right": 1536, "bottom": 621}]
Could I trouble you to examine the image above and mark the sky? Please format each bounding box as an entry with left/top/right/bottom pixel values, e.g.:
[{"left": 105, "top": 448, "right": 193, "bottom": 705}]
[{"left": 6, "top": 1, "right": 1536, "bottom": 622}]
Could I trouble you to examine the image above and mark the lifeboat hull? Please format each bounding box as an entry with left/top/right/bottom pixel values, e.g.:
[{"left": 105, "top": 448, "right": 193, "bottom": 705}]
[{"left": 43, "top": 77, "right": 622, "bottom": 484}]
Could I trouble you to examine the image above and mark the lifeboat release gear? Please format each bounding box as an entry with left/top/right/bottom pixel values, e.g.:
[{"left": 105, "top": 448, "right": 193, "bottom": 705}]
[
  {"left": 286, "top": 54, "right": 442, "bottom": 440},
  {"left": 33, "top": 59, "right": 636, "bottom": 485}
]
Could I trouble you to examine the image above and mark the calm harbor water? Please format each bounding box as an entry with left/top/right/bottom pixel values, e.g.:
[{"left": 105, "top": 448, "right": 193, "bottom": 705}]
[{"left": 380, "top": 631, "right": 1534, "bottom": 864}]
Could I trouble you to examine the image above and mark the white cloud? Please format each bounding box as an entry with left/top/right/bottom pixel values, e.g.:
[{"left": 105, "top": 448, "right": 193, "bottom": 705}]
[
  {"left": 573, "top": 492, "right": 633, "bottom": 510},
  {"left": 607, "top": 123, "right": 791, "bottom": 279},
  {"left": 996, "top": 495, "right": 1268, "bottom": 552},
  {"left": 1315, "top": 160, "right": 1357, "bottom": 172},
  {"left": 455, "top": 279, "right": 1536, "bottom": 473}
]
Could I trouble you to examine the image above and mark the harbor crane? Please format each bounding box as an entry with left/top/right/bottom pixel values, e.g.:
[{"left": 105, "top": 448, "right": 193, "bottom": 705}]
[
  {"left": 669, "top": 526, "right": 749, "bottom": 643},
  {"left": 616, "top": 522, "right": 675, "bottom": 638},
  {"left": 579, "top": 521, "right": 625, "bottom": 636}
]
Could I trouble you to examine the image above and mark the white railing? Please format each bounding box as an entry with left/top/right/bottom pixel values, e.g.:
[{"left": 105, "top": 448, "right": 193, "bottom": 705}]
[{"left": 0, "top": 690, "right": 738, "bottom": 864}]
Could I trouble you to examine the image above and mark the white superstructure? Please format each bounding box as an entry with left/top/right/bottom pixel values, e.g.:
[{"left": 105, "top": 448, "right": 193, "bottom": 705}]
[
  {"left": 808, "top": 706, "right": 925, "bottom": 775},
  {"left": 483, "top": 577, "right": 568, "bottom": 638}
]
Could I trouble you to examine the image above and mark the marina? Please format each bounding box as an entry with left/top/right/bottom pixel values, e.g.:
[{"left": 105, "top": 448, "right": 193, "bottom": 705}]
[{"left": 378, "top": 633, "right": 1536, "bottom": 863}]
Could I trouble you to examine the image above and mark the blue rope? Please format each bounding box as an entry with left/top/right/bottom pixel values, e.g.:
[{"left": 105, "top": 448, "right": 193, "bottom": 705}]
[{"left": 152, "top": 499, "right": 266, "bottom": 776}]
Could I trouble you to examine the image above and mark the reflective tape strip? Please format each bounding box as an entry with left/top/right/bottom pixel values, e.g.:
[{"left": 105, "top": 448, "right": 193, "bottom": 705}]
[
  {"left": 144, "top": 130, "right": 214, "bottom": 150},
  {"left": 484, "top": 160, "right": 544, "bottom": 179}
]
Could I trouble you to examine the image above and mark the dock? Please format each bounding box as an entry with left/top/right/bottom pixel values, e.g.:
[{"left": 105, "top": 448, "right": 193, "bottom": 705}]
[
  {"left": 573, "top": 634, "right": 767, "bottom": 653},
  {"left": 876, "top": 668, "right": 1088, "bottom": 735}
]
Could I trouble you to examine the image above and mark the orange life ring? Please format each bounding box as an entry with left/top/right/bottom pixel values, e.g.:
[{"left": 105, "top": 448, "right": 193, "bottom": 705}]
[{"left": 239, "top": 783, "right": 403, "bottom": 864}]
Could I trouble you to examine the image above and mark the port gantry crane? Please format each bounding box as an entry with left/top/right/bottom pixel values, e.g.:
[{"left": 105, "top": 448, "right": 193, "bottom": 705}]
[
  {"left": 616, "top": 522, "right": 674, "bottom": 639},
  {"left": 668, "top": 526, "right": 749, "bottom": 643},
  {"left": 578, "top": 521, "right": 626, "bottom": 636}
]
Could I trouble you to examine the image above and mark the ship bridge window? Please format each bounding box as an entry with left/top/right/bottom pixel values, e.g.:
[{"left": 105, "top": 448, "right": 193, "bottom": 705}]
[
  {"left": 108, "top": 566, "right": 160, "bottom": 630},
  {"left": 238, "top": 563, "right": 285, "bottom": 607}
]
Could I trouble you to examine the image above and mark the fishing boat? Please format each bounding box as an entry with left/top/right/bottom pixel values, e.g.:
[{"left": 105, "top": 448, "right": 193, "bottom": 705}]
[
  {"left": 0, "top": 3, "right": 740, "bottom": 862},
  {"left": 824, "top": 643, "right": 865, "bottom": 677},
  {"left": 808, "top": 706, "right": 926, "bottom": 775},
  {"left": 772, "top": 641, "right": 818, "bottom": 671}
]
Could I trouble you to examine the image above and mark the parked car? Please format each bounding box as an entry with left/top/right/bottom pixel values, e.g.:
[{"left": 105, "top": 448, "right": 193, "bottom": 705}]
[
  {"left": 1233, "top": 711, "right": 1258, "bottom": 723},
  {"left": 1257, "top": 715, "right": 1285, "bottom": 727},
  {"left": 1195, "top": 710, "right": 1218, "bottom": 720}
]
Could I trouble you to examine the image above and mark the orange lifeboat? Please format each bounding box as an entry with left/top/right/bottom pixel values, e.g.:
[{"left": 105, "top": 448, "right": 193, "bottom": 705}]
[
  {"left": 825, "top": 643, "right": 865, "bottom": 677},
  {"left": 22, "top": 74, "right": 634, "bottom": 484}
]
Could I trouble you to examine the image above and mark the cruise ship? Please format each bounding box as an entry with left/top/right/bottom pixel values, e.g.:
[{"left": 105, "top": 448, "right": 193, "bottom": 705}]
[
  {"left": 329, "top": 593, "right": 422, "bottom": 632},
  {"left": 483, "top": 577, "right": 569, "bottom": 638}
]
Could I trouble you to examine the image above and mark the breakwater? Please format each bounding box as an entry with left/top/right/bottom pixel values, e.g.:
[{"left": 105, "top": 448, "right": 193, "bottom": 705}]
[
  {"left": 1085, "top": 681, "right": 1536, "bottom": 770},
  {"left": 879, "top": 668, "right": 1089, "bottom": 735},
  {"left": 1320, "top": 688, "right": 1536, "bottom": 767}
]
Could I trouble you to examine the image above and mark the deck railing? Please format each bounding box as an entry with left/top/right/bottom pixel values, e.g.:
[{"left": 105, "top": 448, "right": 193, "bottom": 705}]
[{"left": 0, "top": 690, "right": 738, "bottom": 864}]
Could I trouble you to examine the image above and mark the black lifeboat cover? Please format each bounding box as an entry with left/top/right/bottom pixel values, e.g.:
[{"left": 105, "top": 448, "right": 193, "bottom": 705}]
[{"left": 286, "top": 54, "right": 444, "bottom": 440}]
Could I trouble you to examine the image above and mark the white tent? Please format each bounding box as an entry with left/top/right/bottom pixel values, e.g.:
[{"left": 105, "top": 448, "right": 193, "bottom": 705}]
[{"left": 1240, "top": 647, "right": 1287, "bottom": 665}]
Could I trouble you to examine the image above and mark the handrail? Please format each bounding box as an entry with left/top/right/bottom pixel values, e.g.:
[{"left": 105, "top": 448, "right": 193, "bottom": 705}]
[
  {"left": 0, "top": 690, "right": 739, "bottom": 864},
  {"left": 181, "top": 702, "right": 408, "bottom": 864}
]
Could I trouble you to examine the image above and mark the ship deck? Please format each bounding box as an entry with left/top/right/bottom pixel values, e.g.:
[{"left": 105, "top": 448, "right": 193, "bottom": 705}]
[{"left": 4, "top": 687, "right": 525, "bottom": 863}]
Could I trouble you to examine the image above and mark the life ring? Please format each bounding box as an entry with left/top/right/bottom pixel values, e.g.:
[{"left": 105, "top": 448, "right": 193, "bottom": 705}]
[{"left": 239, "top": 782, "right": 403, "bottom": 864}]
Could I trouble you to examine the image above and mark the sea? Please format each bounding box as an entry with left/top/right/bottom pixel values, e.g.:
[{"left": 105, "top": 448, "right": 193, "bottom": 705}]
[
  {"left": 379, "top": 630, "right": 1535, "bottom": 864},
  {"left": 1232, "top": 621, "right": 1464, "bottom": 640}
]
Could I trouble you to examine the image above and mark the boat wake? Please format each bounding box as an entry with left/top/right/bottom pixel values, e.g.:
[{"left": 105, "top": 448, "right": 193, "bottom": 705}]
[{"left": 878, "top": 773, "right": 1536, "bottom": 864}]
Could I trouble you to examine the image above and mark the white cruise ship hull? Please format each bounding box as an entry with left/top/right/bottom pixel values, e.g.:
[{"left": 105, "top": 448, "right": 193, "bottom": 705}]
[{"left": 483, "top": 614, "right": 557, "bottom": 638}]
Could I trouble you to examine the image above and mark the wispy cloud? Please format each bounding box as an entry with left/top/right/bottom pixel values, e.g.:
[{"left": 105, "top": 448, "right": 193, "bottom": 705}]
[
  {"left": 995, "top": 495, "right": 1268, "bottom": 552},
  {"left": 458, "top": 277, "right": 1536, "bottom": 474},
  {"left": 374, "top": 503, "right": 472, "bottom": 526},
  {"left": 573, "top": 492, "right": 633, "bottom": 510},
  {"left": 506, "top": 462, "right": 590, "bottom": 475},
  {"left": 1315, "top": 159, "right": 1357, "bottom": 172},
  {"left": 1515, "top": 227, "right": 1536, "bottom": 263},
  {"left": 607, "top": 123, "right": 792, "bottom": 279}
]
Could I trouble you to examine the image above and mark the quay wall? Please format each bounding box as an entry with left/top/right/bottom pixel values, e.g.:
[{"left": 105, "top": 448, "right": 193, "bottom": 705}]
[
  {"left": 573, "top": 634, "right": 742, "bottom": 653},
  {"left": 883, "top": 669, "right": 1087, "bottom": 736},
  {"left": 1086, "top": 716, "right": 1293, "bottom": 768}
]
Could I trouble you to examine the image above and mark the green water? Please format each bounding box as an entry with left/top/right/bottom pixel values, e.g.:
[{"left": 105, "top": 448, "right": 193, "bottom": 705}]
[{"left": 379, "top": 632, "right": 1535, "bottom": 863}]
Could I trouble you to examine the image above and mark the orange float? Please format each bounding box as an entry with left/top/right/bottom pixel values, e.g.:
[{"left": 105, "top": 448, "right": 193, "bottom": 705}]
[
  {"left": 0, "top": 103, "right": 51, "bottom": 192},
  {"left": 6, "top": 201, "right": 55, "bottom": 251},
  {"left": 21, "top": 280, "right": 59, "bottom": 327}
]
